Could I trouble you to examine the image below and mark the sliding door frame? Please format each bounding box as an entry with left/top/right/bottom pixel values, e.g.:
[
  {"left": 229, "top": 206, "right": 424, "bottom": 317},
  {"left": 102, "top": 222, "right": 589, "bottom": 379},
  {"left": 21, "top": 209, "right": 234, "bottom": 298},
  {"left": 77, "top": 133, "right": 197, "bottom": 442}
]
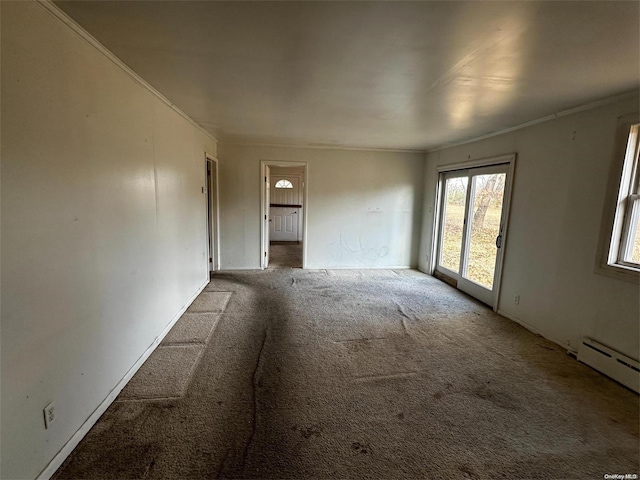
[{"left": 430, "top": 153, "right": 516, "bottom": 311}]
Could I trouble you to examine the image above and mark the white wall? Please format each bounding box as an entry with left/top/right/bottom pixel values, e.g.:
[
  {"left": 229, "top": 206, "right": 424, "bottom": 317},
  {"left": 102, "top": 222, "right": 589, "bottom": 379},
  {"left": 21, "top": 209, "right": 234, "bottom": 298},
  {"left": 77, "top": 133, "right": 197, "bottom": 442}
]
[
  {"left": 1, "top": 3, "right": 216, "bottom": 478},
  {"left": 419, "top": 96, "right": 640, "bottom": 361},
  {"left": 218, "top": 145, "right": 424, "bottom": 269}
]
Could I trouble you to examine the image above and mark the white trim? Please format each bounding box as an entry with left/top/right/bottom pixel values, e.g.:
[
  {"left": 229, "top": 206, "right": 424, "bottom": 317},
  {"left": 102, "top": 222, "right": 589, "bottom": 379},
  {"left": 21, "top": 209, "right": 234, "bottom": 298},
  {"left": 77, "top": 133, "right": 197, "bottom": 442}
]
[
  {"left": 221, "top": 92, "right": 636, "bottom": 153},
  {"left": 317, "top": 266, "right": 414, "bottom": 270},
  {"left": 431, "top": 154, "right": 516, "bottom": 311},
  {"left": 262, "top": 165, "right": 271, "bottom": 269},
  {"left": 595, "top": 113, "right": 640, "bottom": 283},
  {"left": 35, "top": 0, "right": 217, "bottom": 145},
  {"left": 218, "top": 266, "right": 416, "bottom": 271},
  {"left": 219, "top": 140, "right": 423, "bottom": 154},
  {"left": 494, "top": 159, "right": 516, "bottom": 310},
  {"left": 497, "top": 309, "right": 576, "bottom": 355},
  {"left": 260, "top": 160, "right": 309, "bottom": 270},
  {"left": 205, "top": 153, "right": 221, "bottom": 271},
  {"left": 36, "top": 279, "right": 209, "bottom": 480},
  {"left": 428, "top": 91, "right": 638, "bottom": 153},
  {"left": 436, "top": 153, "right": 517, "bottom": 173}
]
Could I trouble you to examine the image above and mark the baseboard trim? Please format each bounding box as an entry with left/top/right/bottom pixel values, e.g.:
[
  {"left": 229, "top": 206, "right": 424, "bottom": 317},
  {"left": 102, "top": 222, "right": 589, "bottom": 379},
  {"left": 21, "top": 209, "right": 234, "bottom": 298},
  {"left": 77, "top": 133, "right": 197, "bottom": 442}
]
[
  {"left": 310, "top": 265, "right": 414, "bottom": 270},
  {"left": 220, "top": 266, "right": 416, "bottom": 271},
  {"left": 496, "top": 309, "right": 576, "bottom": 354},
  {"left": 36, "top": 278, "right": 210, "bottom": 480}
]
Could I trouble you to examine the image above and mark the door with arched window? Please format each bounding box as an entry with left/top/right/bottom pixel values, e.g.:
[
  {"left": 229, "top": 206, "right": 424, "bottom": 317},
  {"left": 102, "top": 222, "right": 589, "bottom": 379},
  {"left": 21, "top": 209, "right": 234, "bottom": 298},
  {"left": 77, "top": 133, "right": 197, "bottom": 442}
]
[{"left": 270, "top": 175, "right": 301, "bottom": 242}]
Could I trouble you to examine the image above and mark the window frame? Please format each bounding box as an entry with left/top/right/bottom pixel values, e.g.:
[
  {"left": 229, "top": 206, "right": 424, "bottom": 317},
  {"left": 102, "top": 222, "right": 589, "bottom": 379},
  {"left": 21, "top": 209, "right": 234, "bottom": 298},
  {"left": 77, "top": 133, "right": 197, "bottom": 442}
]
[
  {"left": 596, "top": 114, "right": 640, "bottom": 282},
  {"left": 615, "top": 124, "right": 640, "bottom": 267},
  {"left": 275, "top": 179, "right": 294, "bottom": 189}
]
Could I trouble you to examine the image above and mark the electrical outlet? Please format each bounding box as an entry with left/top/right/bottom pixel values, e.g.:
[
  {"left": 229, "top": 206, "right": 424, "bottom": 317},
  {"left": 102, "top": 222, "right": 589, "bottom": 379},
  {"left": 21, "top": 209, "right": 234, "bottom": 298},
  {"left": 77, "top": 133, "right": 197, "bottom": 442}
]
[
  {"left": 43, "top": 401, "right": 55, "bottom": 429},
  {"left": 514, "top": 295, "right": 520, "bottom": 305}
]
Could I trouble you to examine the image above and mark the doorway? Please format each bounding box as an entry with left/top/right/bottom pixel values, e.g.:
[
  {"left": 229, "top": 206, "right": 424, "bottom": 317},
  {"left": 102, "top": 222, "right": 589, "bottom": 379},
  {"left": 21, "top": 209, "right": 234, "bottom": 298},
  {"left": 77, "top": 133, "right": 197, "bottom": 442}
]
[
  {"left": 261, "top": 161, "right": 308, "bottom": 269},
  {"left": 205, "top": 155, "right": 220, "bottom": 274},
  {"left": 433, "top": 154, "right": 515, "bottom": 309}
]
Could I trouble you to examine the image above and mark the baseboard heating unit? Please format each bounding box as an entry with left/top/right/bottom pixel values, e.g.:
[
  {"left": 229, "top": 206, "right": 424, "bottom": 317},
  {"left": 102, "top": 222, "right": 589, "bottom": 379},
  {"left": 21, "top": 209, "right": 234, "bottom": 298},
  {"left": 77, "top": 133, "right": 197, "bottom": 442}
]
[{"left": 577, "top": 338, "right": 639, "bottom": 393}]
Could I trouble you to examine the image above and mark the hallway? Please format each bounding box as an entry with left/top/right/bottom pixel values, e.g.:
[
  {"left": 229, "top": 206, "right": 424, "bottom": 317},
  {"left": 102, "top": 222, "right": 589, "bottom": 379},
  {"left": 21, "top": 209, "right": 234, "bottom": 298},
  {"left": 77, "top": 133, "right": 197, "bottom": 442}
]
[
  {"left": 53, "top": 269, "right": 639, "bottom": 479},
  {"left": 268, "top": 242, "right": 302, "bottom": 269}
]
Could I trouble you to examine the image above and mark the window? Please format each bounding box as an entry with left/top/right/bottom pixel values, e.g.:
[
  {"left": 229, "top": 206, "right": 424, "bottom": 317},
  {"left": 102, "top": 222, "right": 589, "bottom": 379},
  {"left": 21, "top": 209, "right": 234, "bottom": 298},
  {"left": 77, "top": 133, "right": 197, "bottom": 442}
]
[
  {"left": 275, "top": 179, "right": 293, "bottom": 189},
  {"left": 608, "top": 123, "right": 640, "bottom": 271}
]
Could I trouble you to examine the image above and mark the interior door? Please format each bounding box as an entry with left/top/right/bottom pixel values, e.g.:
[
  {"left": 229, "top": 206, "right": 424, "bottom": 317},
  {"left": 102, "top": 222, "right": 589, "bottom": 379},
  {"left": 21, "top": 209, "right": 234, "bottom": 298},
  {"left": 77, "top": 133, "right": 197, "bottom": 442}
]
[
  {"left": 270, "top": 176, "right": 300, "bottom": 242},
  {"left": 435, "top": 163, "right": 510, "bottom": 307}
]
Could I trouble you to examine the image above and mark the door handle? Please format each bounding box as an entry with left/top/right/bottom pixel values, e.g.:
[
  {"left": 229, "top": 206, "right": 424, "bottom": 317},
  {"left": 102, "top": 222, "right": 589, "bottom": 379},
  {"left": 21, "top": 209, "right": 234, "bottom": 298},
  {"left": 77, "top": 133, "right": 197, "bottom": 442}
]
[{"left": 495, "top": 234, "right": 502, "bottom": 249}]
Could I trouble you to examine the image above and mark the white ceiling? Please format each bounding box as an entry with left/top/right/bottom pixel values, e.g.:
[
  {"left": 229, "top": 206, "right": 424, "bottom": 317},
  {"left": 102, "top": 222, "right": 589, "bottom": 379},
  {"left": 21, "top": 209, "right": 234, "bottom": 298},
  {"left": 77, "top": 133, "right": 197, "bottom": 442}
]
[{"left": 55, "top": 1, "right": 639, "bottom": 151}]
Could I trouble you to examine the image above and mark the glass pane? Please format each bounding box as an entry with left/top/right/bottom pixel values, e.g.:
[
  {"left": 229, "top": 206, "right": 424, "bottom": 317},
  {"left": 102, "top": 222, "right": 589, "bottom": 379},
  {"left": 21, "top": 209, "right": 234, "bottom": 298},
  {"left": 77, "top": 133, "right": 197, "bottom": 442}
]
[
  {"left": 464, "top": 173, "right": 506, "bottom": 289},
  {"left": 440, "top": 176, "right": 468, "bottom": 273},
  {"left": 275, "top": 179, "right": 293, "bottom": 189}
]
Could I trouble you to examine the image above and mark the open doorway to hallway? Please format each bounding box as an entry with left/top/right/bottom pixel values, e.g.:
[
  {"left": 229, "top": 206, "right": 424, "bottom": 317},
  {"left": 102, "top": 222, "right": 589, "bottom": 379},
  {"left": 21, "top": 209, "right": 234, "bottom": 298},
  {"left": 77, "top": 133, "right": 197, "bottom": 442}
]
[{"left": 261, "top": 161, "right": 307, "bottom": 269}]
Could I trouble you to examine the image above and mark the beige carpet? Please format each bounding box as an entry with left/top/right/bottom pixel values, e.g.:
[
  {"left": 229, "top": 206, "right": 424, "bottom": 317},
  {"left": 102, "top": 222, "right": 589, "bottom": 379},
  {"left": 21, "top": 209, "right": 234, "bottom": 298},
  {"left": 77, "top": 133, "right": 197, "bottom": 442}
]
[
  {"left": 161, "top": 313, "right": 221, "bottom": 345},
  {"left": 188, "top": 291, "right": 232, "bottom": 313},
  {"left": 118, "top": 294, "right": 230, "bottom": 401},
  {"left": 118, "top": 345, "right": 204, "bottom": 400},
  {"left": 54, "top": 269, "right": 639, "bottom": 479}
]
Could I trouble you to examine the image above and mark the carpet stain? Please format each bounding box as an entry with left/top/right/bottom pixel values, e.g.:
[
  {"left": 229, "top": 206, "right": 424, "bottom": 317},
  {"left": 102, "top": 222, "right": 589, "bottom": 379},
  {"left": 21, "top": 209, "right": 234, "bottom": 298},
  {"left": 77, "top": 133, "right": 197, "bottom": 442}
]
[
  {"left": 298, "top": 425, "right": 323, "bottom": 439},
  {"left": 67, "top": 442, "right": 158, "bottom": 479},
  {"left": 459, "top": 465, "right": 476, "bottom": 479},
  {"left": 142, "top": 458, "right": 155, "bottom": 479},
  {"left": 396, "top": 412, "right": 405, "bottom": 420},
  {"left": 344, "top": 338, "right": 372, "bottom": 353},
  {"left": 474, "top": 385, "right": 520, "bottom": 410},
  {"left": 215, "top": 447, "right": 232, "bottom": 478},
  {"left": 433, "top": 382, "right": 454, "bottom": 400},
  {"left": 351, "top": 442, "right": 371, "bottom": 454}
]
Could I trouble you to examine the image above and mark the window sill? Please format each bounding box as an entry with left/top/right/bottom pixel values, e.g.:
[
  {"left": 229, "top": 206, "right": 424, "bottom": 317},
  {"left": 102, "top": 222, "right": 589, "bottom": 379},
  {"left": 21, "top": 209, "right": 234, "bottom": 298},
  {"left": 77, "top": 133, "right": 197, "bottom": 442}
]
[{"left": 594, "top": 261, "right": 640, "bottom": 284}]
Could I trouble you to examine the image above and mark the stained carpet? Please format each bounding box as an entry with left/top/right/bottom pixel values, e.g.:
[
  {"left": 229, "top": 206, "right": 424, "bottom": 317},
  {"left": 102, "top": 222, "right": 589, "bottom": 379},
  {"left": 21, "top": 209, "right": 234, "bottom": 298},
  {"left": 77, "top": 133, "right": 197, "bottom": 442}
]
[{"left": 54, "top": 269, "right": 639, "bottom": 479}]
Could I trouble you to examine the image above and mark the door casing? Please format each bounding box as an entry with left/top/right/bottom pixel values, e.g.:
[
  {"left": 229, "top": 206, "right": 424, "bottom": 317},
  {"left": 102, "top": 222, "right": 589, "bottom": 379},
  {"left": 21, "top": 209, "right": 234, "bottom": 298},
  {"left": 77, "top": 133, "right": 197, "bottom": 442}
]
[
  {"left": 260, "top": 160, "right": 308, "bottom": 269},
  {"left": 430, "top": 153, "right": 516, "bottom": 311},
  {"left": 205, "top": 153, "right": 221, "bottom": 272}
]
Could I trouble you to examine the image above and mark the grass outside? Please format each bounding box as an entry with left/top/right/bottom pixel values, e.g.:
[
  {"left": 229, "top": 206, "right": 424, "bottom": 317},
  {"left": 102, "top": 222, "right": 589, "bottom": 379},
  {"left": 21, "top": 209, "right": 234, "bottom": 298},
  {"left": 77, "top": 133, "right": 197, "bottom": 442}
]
[{"left": 441, "top": 205, "right": 502, "bottom": 289}]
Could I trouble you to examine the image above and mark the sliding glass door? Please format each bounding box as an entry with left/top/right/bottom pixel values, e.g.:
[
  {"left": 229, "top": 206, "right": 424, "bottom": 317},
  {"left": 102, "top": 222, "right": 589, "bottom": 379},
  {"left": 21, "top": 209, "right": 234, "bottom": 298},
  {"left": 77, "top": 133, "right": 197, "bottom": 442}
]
[{"left": 435, "top": 162, "right": 512, "bottom": 307}]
